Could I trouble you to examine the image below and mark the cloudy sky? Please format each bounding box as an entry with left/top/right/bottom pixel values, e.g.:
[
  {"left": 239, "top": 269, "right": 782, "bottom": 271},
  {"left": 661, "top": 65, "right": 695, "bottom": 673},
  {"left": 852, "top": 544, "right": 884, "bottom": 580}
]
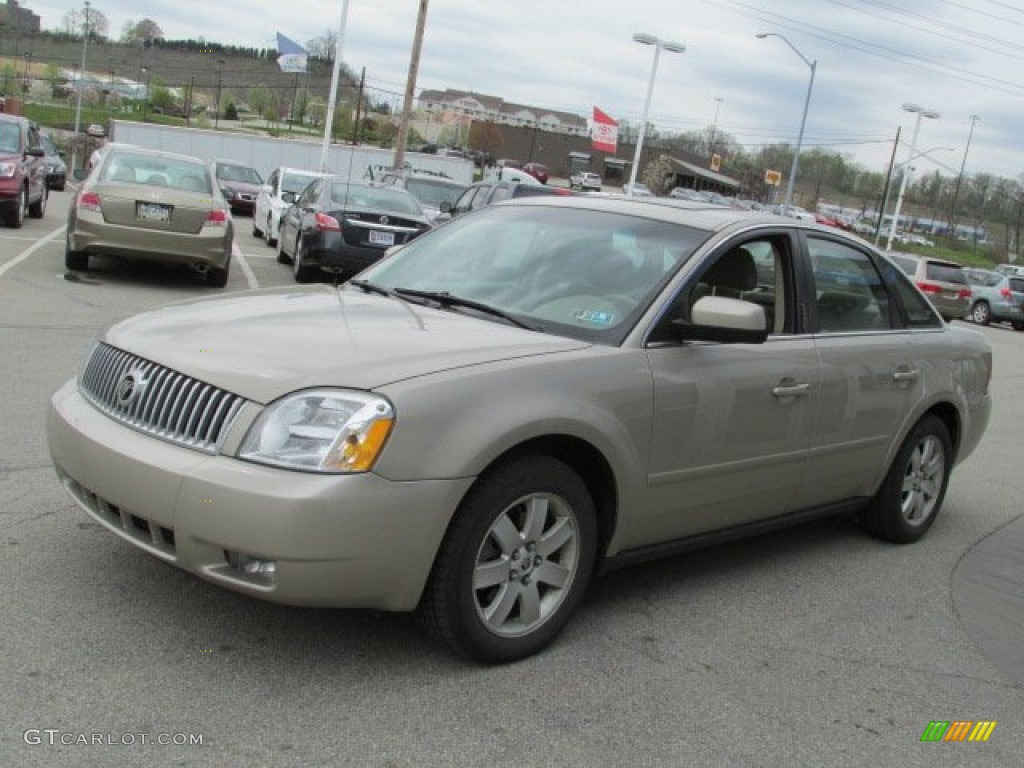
[{"left": 23, "top": 0, "right": 1024, "bottom": 180}]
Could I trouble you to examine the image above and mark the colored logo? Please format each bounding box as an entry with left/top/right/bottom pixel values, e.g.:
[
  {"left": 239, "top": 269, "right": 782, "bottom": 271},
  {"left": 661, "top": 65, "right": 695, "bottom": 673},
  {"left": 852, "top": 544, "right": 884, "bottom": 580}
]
[{"left": 920, "top": 720, "right": 997, "bottom": 742}]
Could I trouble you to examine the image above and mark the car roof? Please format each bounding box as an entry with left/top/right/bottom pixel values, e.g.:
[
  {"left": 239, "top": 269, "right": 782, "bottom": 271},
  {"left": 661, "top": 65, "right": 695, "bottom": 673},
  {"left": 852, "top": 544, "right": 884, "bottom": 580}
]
[{"left": 105, "top": 145, "right": 206, "bottom": 166}]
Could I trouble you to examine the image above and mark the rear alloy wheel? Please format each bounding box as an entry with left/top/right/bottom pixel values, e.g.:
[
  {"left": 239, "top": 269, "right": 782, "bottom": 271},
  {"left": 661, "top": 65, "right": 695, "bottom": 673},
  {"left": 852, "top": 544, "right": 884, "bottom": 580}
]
[
  {"left": 293, "top": 239, "right": 315, "bottom": 283},
  {"left": 863, "top": 415, "right": 952, "bottom": 544},
  {"left": 28, "top": 187, "right": 47, "bottom": 219},
  {"left": 970, "top": 301, "right": 991, "bottom": 325},
  {"left": 6, "top": 186, "right": 26, "bottom": 228},
  {"left": 418, "top": 455, "right": 597, "bottom": 663}
]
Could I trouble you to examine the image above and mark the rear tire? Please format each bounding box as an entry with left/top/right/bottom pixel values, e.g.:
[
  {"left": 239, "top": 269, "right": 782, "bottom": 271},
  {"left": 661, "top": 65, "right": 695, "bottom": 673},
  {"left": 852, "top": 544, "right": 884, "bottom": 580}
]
[
  {"left": 264, "top": 215, "right": 276, "bottom": 247},
  {"left": 293, "top": 239, "right": 315, "bottom": 283},
  {"left": 970, "top": 301, "right": 991, "bottom": 325},
  {"left": 206, "top": 258, "right": 230, "bottom": 288},
  {"left": 65, "top": 234, "right": 88, "bottom": 271},
  {"left": 6, "top": 186, "right": 26, "bottom": 228},
  {"left": 417, "top": 455, "right": 597, "bottom": 663},
  {"left": 276, "top": 229, "right": 291, "bottom": 264},
  {"left": 863, "top": 415, "right": 952, "bottom": 544},
  {"left": 28, "top": 187, "right": 47, "bottom": 219}
]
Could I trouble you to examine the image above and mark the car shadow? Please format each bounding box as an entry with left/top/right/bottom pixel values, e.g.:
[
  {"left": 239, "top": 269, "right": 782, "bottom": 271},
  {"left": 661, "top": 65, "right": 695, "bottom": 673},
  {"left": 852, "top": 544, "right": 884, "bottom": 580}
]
[{"left": 64, "top": 255, "right": 223, "bottom": 292}]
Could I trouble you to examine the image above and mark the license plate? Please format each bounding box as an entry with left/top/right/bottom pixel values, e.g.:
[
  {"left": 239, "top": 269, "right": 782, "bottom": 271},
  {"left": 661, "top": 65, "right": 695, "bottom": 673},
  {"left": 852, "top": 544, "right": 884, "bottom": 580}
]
[
  {"left": 369, "top": 230, "right": 394, "bottom": 246},
  {"left": 137, "top": 203, "right": 171, "bottom": 222}
]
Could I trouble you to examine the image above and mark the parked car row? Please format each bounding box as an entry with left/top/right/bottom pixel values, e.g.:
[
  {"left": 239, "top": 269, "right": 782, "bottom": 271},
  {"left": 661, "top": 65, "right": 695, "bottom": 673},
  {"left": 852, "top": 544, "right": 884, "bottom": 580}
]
[{"left": 0, "top": 113, "right": 49, "bottom": 228}]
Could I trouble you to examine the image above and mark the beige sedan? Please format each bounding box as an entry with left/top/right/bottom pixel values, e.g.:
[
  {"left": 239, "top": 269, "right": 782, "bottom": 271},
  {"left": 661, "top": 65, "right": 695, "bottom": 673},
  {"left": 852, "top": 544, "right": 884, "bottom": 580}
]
[
  {"left": 48, "top": 197, "right": 992, "bottom": 662},
  {"left": 65, "top": 146, "right": 234, "bottom": 287}
]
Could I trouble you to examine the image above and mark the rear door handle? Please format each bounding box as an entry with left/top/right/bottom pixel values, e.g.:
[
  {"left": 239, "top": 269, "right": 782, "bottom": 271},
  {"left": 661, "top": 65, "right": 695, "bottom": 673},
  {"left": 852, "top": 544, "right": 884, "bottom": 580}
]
[{"left": 893, "top": 368, "right": 919, "bottom": 384}]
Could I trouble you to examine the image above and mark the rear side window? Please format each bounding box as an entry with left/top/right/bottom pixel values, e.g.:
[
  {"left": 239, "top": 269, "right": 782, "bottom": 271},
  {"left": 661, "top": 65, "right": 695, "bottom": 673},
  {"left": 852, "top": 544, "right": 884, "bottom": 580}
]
[
  {"left": 888, "top": 254, "right": 917, "bottom": 275},
  {"left": 925, "top": 262, "right": 967, "bottom": 285},
  {"left": 1009, "top": 278, "right": 1024, "bottom": 294},
  {"left": 807, "top": 237, "right": 892, "bottom": 332},
  {"left": 878, "top": 261, "right": 942, "bottom": 328}
]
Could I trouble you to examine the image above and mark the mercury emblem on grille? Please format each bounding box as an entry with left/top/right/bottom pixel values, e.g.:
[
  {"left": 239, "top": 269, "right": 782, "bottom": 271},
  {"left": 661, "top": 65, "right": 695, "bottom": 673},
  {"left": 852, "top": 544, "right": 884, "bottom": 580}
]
[
  {"left": 115, "top": 369, "right": 148, "bottom": 407},
  {"left": 379, "top": 215, "right": 389, "bottom": 225}
]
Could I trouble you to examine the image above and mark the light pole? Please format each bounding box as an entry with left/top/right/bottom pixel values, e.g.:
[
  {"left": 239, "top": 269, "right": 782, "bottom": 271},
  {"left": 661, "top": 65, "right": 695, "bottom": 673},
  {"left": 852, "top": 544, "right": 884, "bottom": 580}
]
[
  {"left": 140, "top": 66, "right": 150, "bottom": 121},
  {"left": 757, "top": 32, "right": 815, "bottom": 211},
  {"left": 948, "top": 114, "right": 980, "bottom": 238},
  {"left": 214, "top": 58, "right": 225, "bottom": 129},
  {"left": 708, "top": 96, "right": 723, "bottom": 157},
  {"left": 70, "top": 0, "right": 91, "bottom": 172},
  {"left": 886, "top": 103, "right": 940, "bottom": 251},
  {"left": 627, "top": 32, "right": 685, "bottom": 197}
]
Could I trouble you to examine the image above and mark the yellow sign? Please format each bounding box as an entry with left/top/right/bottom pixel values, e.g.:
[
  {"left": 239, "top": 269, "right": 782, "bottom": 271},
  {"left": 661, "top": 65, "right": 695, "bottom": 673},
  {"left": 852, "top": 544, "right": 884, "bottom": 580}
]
[
  {"left": 710, "top": 154, "right": 721, "bottom": 172},
  {"left": 765, "top": 170, "right": 782, "bottom": 186}
]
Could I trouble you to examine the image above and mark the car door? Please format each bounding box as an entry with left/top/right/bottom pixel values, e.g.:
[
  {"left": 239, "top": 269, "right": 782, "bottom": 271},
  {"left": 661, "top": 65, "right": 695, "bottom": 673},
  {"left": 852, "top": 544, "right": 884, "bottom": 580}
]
[
  {"left": 256, "top": 169, "right": 278, "bottom": 226},
  {"left": 632, "top": 231, "right": 821, "bottom": 549},
  {"left": 26, "top": 123, "right": 46, "bottom": 202},
  {"left": 793, "top": 231, "right": 925, "bottom": 509}
]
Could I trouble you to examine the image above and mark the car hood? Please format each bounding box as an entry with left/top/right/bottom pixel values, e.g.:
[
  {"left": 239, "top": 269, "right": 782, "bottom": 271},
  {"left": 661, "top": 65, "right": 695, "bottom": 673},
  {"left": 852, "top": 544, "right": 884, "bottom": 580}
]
[{"left": 103, "top": 285, "right": 589, "bottom": 403}]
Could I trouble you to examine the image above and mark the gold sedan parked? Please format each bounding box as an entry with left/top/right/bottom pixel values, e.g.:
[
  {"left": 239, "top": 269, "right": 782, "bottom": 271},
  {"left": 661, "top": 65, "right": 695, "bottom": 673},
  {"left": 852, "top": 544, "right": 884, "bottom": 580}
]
[{"left": 65, "top": 146, "right": 234, "bottom": 287}]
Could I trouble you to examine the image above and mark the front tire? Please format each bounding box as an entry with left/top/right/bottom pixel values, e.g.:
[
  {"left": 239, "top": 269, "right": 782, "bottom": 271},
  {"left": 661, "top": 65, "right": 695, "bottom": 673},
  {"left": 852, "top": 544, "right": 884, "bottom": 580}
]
[
  {"left": 418, "top": 455, "right": 597, "bottom": 663},
  {"left": 970, "top": 301, "right": 991, "bottom": 325},
  {"left": 863, "top": 415, "right": 952, "bottom": 544}
]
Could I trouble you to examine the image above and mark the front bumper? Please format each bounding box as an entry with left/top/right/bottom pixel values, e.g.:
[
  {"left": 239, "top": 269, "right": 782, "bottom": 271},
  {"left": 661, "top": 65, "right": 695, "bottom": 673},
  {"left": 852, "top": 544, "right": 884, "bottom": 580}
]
[{"left": 48, "top": 380, "right": 472, "bottom": 611}]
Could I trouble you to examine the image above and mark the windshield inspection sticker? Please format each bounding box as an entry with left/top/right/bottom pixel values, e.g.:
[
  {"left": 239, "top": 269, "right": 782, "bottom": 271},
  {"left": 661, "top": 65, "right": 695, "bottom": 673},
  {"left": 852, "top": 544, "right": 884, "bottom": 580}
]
[{"left": 570, "top": 308, "right": 615, "bottom": 325}]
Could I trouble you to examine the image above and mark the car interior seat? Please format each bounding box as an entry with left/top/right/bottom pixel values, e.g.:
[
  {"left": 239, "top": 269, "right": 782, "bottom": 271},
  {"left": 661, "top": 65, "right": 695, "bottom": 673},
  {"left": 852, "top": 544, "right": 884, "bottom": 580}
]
[
  {"left": 178, "top": 175, "right": 205, "bottom": 192},
  {"left": 110, "top": 166, "right": 137, "bottom": 183}
]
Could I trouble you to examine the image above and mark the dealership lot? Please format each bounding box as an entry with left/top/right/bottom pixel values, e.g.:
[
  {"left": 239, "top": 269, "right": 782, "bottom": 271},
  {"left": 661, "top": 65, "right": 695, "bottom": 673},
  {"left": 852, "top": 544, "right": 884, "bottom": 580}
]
[{"left": 3, "top": 190, "right": 1023, "bottom": 766}]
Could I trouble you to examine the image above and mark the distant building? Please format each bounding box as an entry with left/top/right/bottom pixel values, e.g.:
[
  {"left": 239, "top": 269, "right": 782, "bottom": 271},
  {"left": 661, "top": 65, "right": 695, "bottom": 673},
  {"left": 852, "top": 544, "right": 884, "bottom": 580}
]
[
  {"left": 0, "top": 0, "right": 41, "bottom": 33},
  {"left": 418, "top": 88, "right": 589, "bottom": 137}
]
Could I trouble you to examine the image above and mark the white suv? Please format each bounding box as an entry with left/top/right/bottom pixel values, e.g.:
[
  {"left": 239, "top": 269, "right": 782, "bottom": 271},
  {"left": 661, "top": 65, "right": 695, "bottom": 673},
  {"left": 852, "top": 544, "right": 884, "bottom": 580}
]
[
  {"left": 253, "top": 167, "right": 329, "bottom": 246},
  {"left": 569, "top": 171, "right": 602, "bottom": 191}
]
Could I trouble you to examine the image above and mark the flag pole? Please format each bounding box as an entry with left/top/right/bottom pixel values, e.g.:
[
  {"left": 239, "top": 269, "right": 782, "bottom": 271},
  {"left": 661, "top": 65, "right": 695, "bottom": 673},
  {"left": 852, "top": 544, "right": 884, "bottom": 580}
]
[{"left": 320, "top": 0, "right": 350, "bottom": 173}]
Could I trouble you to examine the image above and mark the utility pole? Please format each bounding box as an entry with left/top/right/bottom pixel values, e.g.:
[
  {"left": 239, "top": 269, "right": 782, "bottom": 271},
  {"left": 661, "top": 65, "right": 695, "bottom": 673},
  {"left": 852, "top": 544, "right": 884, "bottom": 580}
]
[
  {"left": 70, "top": 1, "right": 91, "bottom": 172},
  {"left": 393, "top": 0, "right": 429, "bottom": 170},
  {"left": 948, "top": 114, "right": 980, "bottom": 238},
  {"left": 351, "top": 67, "right": 365, "bottom": 144}
]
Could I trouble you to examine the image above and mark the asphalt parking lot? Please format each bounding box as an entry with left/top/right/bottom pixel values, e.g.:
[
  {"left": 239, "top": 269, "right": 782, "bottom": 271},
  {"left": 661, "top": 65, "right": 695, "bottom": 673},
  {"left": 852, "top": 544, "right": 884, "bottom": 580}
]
[{"left": 2, "top": 188, "right": 1023, "bottom": 767}]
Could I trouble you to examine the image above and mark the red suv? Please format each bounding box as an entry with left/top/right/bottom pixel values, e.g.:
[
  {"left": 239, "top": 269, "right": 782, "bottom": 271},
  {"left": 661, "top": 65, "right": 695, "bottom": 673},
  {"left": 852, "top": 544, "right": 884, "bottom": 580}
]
[{"left": 0, "top": 114, "right": 47, "bottom": 228}]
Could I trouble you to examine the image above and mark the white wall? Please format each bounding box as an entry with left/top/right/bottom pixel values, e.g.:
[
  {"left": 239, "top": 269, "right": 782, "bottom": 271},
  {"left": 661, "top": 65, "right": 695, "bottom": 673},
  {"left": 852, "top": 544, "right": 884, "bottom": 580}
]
[{"left": 109, "top": 122, "right": 475, "bottom": 184}]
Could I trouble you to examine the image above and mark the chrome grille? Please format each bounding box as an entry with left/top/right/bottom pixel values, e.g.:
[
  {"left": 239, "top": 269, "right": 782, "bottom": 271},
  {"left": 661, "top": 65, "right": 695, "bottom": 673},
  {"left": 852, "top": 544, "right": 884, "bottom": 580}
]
[{"left": 79, "top": 343, "right": 245, "bottom": 453}]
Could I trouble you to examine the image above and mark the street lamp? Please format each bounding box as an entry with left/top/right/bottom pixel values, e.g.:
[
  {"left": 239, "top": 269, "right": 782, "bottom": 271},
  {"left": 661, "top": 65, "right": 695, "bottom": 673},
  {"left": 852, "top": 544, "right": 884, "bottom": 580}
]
[
  {"left": 757, "top": 32, "right": 816, "bottom": 210},
  {"left": 885, "top": 103, "right": 940, "bottom": 251},
  {"left": 70, "top": 0, "right": 92, "bottom": 172},
  {"left": 627, "top": 32, "right": 685, "bottom": 197}
]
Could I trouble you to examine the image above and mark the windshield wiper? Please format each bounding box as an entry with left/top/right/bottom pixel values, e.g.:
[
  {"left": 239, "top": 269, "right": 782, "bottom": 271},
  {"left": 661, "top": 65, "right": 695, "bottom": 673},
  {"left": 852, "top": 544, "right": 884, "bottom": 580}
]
[
  {"left": 392, "top": 288, "right": 540, "bottom": 331},
  {"left": 349, "top": 279, "right": 400, "bottom": 298}
]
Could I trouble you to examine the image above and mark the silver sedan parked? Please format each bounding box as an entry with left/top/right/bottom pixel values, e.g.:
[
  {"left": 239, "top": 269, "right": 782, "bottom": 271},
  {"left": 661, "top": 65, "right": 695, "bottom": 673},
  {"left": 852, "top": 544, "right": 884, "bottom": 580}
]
[{"left": 48, "top": 197, "right": 992, "bottom": 663}]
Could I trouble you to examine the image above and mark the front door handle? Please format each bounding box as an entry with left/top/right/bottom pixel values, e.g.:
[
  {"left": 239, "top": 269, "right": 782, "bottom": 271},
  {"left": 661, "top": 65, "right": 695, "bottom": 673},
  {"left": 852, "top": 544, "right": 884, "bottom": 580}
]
[
  {"left": 772, "top": 380, "right": 810, "bottom": 398},
  {"left": 893, "top": 368, "right": 919, "bottom": 385}
]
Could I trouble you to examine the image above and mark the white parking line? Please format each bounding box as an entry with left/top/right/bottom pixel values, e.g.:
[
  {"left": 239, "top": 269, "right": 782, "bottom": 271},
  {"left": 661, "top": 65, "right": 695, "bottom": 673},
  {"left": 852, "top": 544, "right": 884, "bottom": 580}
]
[
  {"left": 0, "top": 225, "right": 66, "bottom": 280},
  {"left": 233, "top": 241, "right": 259, "bottom": 290}
]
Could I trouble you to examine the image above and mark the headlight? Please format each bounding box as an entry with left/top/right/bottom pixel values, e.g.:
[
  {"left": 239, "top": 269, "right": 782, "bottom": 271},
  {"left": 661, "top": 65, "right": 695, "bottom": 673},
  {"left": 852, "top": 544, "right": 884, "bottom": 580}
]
[
  {"left": 239, "top": 389, "right": 394, "bottom": 473},
  {"left": 0, "top": 162, "right": 16, "bottom": 178}
]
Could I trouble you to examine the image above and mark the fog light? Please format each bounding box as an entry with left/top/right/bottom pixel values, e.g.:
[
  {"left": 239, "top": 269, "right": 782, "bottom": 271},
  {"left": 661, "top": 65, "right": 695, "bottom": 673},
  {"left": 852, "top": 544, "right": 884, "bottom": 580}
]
[{"left": 225, "top": 550, "right": 277, "bottom": 582}]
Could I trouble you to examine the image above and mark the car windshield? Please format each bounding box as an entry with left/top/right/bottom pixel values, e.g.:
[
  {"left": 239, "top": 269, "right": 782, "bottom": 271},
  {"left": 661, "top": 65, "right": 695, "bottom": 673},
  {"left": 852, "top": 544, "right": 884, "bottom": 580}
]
[
  {"left": 282, "top": 172, "right": 321, "bottom": 195},
  {"left": 330, "top": 183, "right": 423, "bottom": 215},
  {"left": 405, "top": 179, "right": 466, "bottom": 207},
  {"left": 102, "top": 152, "right": 210, "bottom": 192},
  {"left": 356, "top": 205, "right": 709, "bottom": 344},
  {"left": 217, "top": 163, "right": 262, "bottom": 184}
]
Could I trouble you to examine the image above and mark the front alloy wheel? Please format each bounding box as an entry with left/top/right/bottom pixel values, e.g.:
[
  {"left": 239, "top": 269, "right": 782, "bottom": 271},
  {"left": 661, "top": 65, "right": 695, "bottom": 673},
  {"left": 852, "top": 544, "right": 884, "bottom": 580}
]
[{"left": 419, "top": 455, "right": 596, "bottom": 663}]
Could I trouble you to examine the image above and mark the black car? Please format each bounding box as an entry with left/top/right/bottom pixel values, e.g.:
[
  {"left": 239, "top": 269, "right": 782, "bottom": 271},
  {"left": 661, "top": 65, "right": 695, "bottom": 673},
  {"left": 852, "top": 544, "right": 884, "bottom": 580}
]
[
  {"left": 276, "top": 177, "right": 431, "bottom": 283},
  {"left": 444, "top": 180, "right": 573, "bottom": 219},
  {"left": 40, "top": 135, "right": 67, "bottom": 191}
]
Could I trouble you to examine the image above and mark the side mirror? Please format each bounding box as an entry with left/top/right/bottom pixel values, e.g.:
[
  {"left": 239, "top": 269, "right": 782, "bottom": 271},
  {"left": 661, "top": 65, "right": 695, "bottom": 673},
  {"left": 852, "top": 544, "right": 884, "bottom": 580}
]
[
  {"left": 73, "top": 169, "right": 90, "bottom": 181},
  {"left": 673, "top": 296, "right": 768, "bottom": 344},
  {"left": 281, "top": 191, "right": 295, "bottom": 204},
  {"left": 439, "top": 201, "right": 452, "bottom": 213},
  {"left": 27, "top": 147, "right": 45, "bottom": 158}
]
